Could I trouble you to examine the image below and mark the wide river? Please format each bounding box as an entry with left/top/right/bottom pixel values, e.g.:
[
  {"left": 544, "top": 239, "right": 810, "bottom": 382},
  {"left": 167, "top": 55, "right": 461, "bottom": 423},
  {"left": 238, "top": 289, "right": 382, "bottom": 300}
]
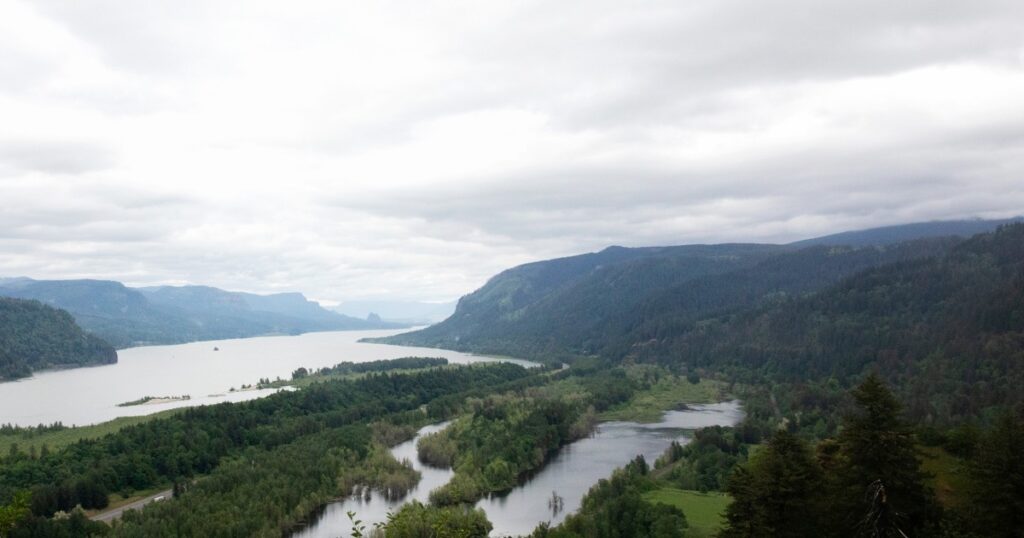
[
  {"left": 0, "top": 329, "right": 534, "bottom": 427},
  {"left": 294, "top": 400, "right": 744, "bottom": 538}
]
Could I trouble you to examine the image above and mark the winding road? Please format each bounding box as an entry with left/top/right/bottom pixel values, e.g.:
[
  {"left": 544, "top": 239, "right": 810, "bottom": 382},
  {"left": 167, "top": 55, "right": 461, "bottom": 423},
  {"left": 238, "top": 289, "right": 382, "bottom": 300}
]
[{"left": 91, "top": 489, "right": 173, "bottom": 522}]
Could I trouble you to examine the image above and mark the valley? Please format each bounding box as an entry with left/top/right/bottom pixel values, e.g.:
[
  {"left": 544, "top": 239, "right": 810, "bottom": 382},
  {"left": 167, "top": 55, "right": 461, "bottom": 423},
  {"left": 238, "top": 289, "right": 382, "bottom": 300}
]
[{"left": 1, "top": 221, "right": 1023, "bottom": 537}]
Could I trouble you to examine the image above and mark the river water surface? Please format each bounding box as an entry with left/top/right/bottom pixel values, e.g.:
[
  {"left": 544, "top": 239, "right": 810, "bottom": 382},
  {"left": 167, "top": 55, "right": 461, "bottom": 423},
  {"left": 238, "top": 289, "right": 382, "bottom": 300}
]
[
  {"left": 0, "top": 329, "right": 533, "bottom": 427},
  {"left": 297, "top": 400, "right": 743, "bottom": 537}
]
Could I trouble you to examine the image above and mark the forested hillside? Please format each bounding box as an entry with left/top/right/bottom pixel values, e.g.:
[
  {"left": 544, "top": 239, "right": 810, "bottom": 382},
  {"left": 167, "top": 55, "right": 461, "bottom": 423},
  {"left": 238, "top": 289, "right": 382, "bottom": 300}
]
[
  {"left": 382, "top": 221, "right": 1023, "bottom": 425},
  {"left": 637, "top": 223, "right": 1024, "bottom": 424},
  {"left": 0, "top": 298, "right": 116, "bottom": 380},
  {"left": 0, "top": 280, "right": 402, "bottom": 348},
  {"left": 380, "top": 236, "right": 960, "bottom": 361},
  {"left": 378, "top": 244, "right": 780, "bottom": 356}
]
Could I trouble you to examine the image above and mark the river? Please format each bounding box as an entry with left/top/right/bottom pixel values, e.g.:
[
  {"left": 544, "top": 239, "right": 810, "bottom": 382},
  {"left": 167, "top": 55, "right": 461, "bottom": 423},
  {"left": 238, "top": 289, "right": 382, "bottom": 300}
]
[
  {"left": 0, "top": 329, "right": 533, "bottom": 427},
  {"left": 295, "top": 400, "right": 743, "bottom": 537}
]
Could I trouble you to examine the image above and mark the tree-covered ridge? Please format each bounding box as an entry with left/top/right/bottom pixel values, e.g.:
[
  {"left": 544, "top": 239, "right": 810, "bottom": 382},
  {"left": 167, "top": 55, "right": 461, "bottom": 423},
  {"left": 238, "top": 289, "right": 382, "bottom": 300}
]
[
  {"left": 0, "top": 298, "right": 116, "bottom": 381},
  {"left": 643, "top": 223, "right": 1024, "bottom": 423},
  {"left": 297, "top": 357, "right": 449, "bottom": 379},
  {"left": 374, "top": 243, "right": 783, "bottom": 358},
  {"left": 378, "top": 235, "right": 958, "bottom": 362}
]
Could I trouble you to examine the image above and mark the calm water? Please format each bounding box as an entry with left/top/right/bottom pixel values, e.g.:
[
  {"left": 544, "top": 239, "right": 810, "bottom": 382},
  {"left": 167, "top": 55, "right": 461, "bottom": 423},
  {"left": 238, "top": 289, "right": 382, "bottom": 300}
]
[
  {"left": 299, "top": 401, "right": 743, "bottom": 538},
  {"left": 291, "top": 421, "right": 456, "bottom": 538},
  {"left": 0, "top": 329, "right": 534, "bottom": 427}
]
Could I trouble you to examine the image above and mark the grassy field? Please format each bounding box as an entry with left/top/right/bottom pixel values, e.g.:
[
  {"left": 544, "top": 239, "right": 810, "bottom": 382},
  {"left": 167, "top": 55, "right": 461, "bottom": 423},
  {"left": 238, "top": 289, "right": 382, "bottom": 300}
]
[
  {"left": 0, "top": 408, "right": 184, "bottom": 453},
  {"left": 920, "top": 445, "right": 970, "bottom": 508},
  {"left": 643, "top": 487, "right": 731, "bottom": 537},
  {"left": 600, "top": 376, "right": 726, "bottom": 422}
]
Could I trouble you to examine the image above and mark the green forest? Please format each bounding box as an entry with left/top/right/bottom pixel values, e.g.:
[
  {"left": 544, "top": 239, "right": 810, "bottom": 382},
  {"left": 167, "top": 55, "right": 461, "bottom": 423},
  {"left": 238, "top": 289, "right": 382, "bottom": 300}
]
[{"left": 0, "top": 298, "right": 116, "bottom": 381}]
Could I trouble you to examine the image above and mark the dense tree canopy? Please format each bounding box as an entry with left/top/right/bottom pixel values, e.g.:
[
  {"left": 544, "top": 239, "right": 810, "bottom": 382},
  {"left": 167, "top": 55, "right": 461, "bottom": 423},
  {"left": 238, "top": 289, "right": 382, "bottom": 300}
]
[{"left": 0, "top": 298, "right": 116, "bottom": 380}]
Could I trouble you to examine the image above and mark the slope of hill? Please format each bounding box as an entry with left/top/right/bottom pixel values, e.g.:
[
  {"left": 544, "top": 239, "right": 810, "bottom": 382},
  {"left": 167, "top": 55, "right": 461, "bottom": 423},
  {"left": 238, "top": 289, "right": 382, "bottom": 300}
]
[
  {"left": 0, "top": 280, "right": 405, "bottom": 349},
  {"left": 0, "top": 298, "right": 117, "bottom": 380},
  {"left": 139, "top": 285, "right": 403, "bottom": 336},
  {"left": 376, "top": 243, "right": 786, "bottom": 357},
  {"left": 383, "top": 220, "right": 1023, "bottom": 423},
  {"left": 790, "top": 217, "right": 1021, "bottom": 247},
  {"left": 639, "top": 223, "right": 1024, "bottom": 423},
  {"left": 0, "top": 279, "right": 197, "bottom": 348},
  {"left": 377, "top": 237, "right": 959, "bottom": 360},
  {"left": 377, "top": 219, "right": 1016, "bottom": 361}
]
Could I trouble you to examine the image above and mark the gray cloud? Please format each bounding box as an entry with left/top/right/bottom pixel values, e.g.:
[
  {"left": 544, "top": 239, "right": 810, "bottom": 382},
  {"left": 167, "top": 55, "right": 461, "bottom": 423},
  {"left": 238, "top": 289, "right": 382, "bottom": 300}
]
[
  {"left": 1, "top": 0, "right": 1022, "bottom": 302},
  {"left": 0, "top": 141, "right": 115, "bottom": 176}
]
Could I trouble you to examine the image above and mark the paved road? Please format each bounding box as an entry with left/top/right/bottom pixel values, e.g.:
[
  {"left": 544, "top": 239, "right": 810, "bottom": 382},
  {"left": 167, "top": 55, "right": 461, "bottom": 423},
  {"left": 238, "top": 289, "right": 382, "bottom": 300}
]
[{"left": 91, "top": 489, "right": 173, "bottom": 522}]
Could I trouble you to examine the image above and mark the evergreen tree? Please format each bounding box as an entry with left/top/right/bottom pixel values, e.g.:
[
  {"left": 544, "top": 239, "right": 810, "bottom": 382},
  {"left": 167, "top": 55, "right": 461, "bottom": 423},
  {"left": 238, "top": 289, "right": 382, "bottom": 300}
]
[
  {"left": 719, "top": 466, "right": 758, "bottom": 538},
  {"left": 965, "top": 414, "right": 1024, "bottom": 537},
  {"left": 835, "top": 373, "right": 935, "bottom": 537},
  {"left": 720, "top": 429, "right": 825, "bottom": 537}
]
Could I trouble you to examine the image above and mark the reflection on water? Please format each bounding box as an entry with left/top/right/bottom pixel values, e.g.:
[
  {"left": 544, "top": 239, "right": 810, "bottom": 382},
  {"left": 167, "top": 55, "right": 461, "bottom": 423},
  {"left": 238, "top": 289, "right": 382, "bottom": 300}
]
[
  {"left": 291, "top": 421, "right": 455, "bottom": 538},
  {"left": 299, "top": 401, "right": 743, "bottom": 538},
  {"left": 478, "top": 401, "right": 743, "bottom": 537}
]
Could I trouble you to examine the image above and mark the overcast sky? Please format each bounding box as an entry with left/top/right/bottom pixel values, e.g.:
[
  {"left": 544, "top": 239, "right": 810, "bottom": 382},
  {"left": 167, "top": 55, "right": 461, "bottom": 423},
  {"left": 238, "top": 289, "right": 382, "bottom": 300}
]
[{"left": 2, "top": 0, "right": 1023, "bottom": 303}]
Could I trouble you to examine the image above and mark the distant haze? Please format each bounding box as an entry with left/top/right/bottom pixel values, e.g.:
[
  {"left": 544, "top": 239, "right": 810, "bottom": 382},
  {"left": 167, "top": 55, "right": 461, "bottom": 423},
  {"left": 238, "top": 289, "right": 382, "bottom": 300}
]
[
  {"left": 333, "top": 300, "right": 457, "bottom": 324},
  {"left": 1, "top": 0, "right": 1022, "bottom": 303}
]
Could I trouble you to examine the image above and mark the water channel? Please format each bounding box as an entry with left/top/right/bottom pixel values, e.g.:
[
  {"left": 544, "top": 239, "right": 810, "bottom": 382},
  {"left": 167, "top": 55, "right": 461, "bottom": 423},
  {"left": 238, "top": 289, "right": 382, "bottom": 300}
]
[{"left": 296, "top": 400, "right": 743, "bottom": 537}]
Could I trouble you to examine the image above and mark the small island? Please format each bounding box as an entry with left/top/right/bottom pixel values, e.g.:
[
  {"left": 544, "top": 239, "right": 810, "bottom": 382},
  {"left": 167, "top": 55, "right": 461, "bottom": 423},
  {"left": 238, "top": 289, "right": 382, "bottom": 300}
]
[{"left": 117, "top": 395, "right": 191, "bottom": 407}]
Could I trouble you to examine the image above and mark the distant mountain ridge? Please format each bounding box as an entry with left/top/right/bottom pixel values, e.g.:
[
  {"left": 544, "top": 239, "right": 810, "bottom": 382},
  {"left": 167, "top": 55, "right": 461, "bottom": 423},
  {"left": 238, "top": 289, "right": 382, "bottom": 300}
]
[
  {"left": 0, "top": 280, "right": 407, "bottom": 349},
  {"left": 332, "top": 300, "right": 456, "bottom": 324},
  {"left": 0, "top": 297, "right": 117, "bottom": 380},
  {"left": 376, "top": 218, "right": 1016, "bottom": 360}
]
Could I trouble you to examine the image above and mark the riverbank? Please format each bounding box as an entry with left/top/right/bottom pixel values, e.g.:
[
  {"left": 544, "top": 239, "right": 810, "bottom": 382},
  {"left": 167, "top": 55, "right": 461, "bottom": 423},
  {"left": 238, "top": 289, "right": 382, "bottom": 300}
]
[
  {"left": 600, "top": 375, "right": 727, "bottom": 422},
  {"left": 117, "top": 395, "right": 191, "bottom": 407}
]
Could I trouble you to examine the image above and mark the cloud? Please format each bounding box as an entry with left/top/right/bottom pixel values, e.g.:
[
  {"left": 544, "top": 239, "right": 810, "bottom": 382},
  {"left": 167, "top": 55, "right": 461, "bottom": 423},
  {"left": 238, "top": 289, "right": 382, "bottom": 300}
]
[
  {"left": 0, "top": 140, "right": 115, "bottom": 176},
  {"left": 1, "top": 0, "right": 1022, "bottom": 302}
]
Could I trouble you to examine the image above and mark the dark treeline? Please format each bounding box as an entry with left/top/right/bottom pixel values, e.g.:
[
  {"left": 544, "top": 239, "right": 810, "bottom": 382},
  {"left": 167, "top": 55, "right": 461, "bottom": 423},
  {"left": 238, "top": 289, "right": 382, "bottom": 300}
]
[
  {"left": 0, "top": 298, "right": 116, "bottom": 380},
  {"left": 291, "top": 356, "right": 448, "bottom": 380},
  {"left": 0, "top": 362, "right": 534, "bottom": 528},
  {"left": 0, "top": 423, "right": 68, "bottom": 439}
]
